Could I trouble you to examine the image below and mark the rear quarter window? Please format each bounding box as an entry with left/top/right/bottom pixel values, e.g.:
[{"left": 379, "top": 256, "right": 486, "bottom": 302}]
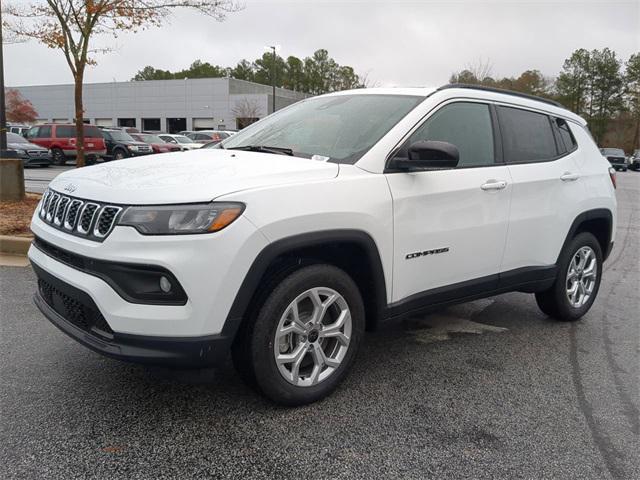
[
  {"left": 553, "top": 118, "right": 577, "bottom": 154},
  {"left": 498, "top": 106, "right": 558, "bottom": 163}
]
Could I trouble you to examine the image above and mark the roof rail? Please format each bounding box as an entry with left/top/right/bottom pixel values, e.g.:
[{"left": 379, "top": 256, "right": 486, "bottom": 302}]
[{"left": 438, "top": 83, "right": 563, "bottom": 108}]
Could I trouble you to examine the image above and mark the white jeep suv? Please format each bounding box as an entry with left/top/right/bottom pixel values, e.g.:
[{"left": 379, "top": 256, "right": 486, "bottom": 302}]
[{"left": 30, "top": 85, "right": 617, "bottom": 405}]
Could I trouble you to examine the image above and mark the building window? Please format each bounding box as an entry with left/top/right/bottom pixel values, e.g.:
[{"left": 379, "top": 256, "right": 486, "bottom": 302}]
[
  {"left": 142, "top": 118, "right": 161, "bottom": 132},
  {"left": 167, "top": 118, "right": 186, "bottom": 134},
  {"left": 118, "top": 118, "right": 136, "bottom": 128}
]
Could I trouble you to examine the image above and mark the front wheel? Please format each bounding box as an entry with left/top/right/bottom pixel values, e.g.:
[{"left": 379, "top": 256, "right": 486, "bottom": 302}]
[
  {"left": 232, "top": 264, "right": 365, "bottom": 406},
  {"left": 51, "top": 148, "right": 65, "bottom": 166},
  {"left": 535, "top": 232, "right": 603, "bottom": 321}
]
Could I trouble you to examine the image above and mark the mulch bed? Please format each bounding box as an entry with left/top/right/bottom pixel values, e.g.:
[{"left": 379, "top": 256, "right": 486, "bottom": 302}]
[{"left": 0, "top": 193, "right": 41, "bottom": 236}]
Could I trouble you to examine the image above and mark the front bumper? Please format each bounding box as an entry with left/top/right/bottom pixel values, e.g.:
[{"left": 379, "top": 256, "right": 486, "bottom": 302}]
[
  {"left": 29, "top": 211, "right": 269, "bottom": 339},
  {"left": 18, "top": 153, "right": 52, "bottom": 166},
  {"left": 33, "top": 262, "right": 231, "bottom": 367}
]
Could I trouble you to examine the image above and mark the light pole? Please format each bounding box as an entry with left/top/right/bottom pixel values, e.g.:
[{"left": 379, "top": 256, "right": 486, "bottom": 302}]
[{"left": 268, "top": 45, "right": 276, "bottom": 113}]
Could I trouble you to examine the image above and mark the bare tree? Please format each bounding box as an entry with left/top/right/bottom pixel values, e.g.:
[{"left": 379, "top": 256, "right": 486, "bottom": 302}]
[
  {"left": 465, "top": 58, "right": 494, "bottom": 83},
  {"left": 231, "top": 97, "right": 265, "bottom": 128},
  {"left": 5, "top": 0, "right": 240, "bottom": 166}
]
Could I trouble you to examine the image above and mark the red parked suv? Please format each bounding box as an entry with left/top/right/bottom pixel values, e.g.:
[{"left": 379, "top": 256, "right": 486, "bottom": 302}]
[{"left": 26, "top": 124, "right": 106, "bottom": 165}]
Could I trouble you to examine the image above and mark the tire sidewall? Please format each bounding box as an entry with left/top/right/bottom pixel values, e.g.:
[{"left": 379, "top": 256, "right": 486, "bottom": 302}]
[
  {"left": 52, "top": 148, "right": 65, "bottom": 165},
  {"left": 554, "top": 232, "right": 603, "bottom": 320},
  {"left": 251, "top": 264, "right": 365, "bottom": 405}
]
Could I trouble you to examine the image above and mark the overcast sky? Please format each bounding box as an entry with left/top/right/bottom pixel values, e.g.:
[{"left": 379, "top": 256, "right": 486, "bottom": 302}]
[{"left": 5, "top": 0, "right": 639, "bottom": 88}]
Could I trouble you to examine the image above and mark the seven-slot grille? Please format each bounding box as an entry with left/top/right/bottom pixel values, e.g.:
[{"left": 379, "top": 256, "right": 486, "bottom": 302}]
[{"left": 39, "top": 188, "right": 123, "bottom": 241}]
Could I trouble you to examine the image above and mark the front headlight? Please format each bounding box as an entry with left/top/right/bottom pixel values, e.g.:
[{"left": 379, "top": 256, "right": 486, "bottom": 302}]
[
  {"left": 128, "top": 145, "right": 139, "bottom": 151},
  {"left": 118, "top": 202, "right": 244, "bottom": 235},
  {"left": 15, "top": 148, "right": 27, "bottom": 155}
]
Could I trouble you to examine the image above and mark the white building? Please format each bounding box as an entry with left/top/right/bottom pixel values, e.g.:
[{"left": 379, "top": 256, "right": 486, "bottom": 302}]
[{"left": 12, "top": 77, "right": 308, "bottom": 132}]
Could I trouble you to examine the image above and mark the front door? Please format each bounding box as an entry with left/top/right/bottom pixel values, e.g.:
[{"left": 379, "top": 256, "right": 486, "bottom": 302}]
[{"left": 386, "top": 101, "right": 511, "bottom": 303}]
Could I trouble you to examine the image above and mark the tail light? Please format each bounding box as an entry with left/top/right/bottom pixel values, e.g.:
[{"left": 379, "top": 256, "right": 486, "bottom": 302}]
[{"left": 608, "top": 167, "right": 617, "bottom": 189}]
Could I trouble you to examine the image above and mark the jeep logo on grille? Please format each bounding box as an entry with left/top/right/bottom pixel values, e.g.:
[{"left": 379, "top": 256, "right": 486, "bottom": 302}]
[{"left": 63, "top": 183, "right": 77, "bottom": 193}]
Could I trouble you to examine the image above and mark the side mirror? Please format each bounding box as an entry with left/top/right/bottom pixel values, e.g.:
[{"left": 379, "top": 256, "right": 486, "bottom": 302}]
[{"left": 392, "top": 140, "right": 459, "bottom": 170}]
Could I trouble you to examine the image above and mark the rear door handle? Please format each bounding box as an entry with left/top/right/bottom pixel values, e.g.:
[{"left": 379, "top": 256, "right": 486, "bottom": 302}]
[
  {"left": 481, "top": 180, "right": 507, "bottom": 191},
  {"left": 560, "top": 172, "right": 580, "bottom": 182}
]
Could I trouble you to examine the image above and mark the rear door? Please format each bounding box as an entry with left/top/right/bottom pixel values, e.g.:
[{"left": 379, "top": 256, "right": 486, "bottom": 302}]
[
  {"left": 386, "top": 100, "right": 512, "bottom": 303},
  {"left": 498, "top": 106, "right": 586, "bottom": 273}
]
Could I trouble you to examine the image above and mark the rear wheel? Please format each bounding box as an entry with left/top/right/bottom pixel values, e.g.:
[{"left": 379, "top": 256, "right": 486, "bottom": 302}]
[
  {"left": 232, "top": 264, "right": 365, "bottom": 406},
  {"left": 51, "top": 148, "right": 65, "bottom": 166},
  {"left": 535, "top": 232, "right": 602, "bottom": 321}
]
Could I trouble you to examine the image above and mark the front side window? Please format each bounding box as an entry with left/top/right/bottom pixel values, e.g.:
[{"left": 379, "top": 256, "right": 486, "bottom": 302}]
[
  {"left": 38, "top": 126, "right": 52, "bottom": 138},
  {"left": 222, "top": 94, "right": 425, "bottom": 164},
  {"left": 498, "top": 106, "right": 557, "bottom": 163},
  {"left": 399, "top": 102, "right": 495, "bottom": 167}
]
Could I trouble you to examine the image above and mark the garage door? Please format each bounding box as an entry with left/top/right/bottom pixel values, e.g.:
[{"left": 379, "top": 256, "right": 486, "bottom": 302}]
[
  {"left": 192, "top": 118, "right": 216, "bottom": 130},
  {"left": 95, "top": 118, "right": 114, "bottom": 127}
]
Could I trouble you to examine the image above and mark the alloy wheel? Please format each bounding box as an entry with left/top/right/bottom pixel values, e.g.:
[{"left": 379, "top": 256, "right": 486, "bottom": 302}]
[
  {"left": 566, "top": 246, "right": 597, "bottom": 308},
  {"left": 273, "top": 287, "right": 352, "bottom": 387}
]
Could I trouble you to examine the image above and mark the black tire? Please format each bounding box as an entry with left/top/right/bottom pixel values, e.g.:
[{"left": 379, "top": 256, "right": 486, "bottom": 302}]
[
  {"left": 232, "top": 264, "right": 365, "bottom": 406},
  {"left": 51, "top": 148, "right": 65, "bottom": 166},
  {"left": 535, "top": 232, "right": 603, "bottom": 321},
  {"left": 113, "top": 149, "right": 127, "bottom": 160}
]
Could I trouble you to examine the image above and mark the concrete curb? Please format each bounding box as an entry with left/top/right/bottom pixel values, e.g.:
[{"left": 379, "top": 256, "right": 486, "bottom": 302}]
[{"left": 0, "top": 235, "right": 32, "bottom": 256}]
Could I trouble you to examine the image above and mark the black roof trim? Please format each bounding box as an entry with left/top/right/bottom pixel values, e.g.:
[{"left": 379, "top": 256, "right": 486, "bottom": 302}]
[{"left": 438, "top": 83, "right": 563, "bottom": 108}]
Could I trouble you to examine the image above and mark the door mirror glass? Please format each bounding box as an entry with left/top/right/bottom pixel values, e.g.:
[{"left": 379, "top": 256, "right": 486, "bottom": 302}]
[{"left": 393, "top": 140, "right": 459, "bottom": 170}]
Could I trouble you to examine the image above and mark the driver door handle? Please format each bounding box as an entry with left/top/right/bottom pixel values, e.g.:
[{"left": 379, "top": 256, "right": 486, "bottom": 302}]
[
  {"left": 481, "top": 180, "right": 507, "bottom": 191},
  {"left": 560, "top": 172, "right": 580, "bottom": 182}
]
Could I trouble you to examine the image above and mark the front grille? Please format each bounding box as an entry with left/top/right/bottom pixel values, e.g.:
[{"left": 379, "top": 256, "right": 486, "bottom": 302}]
[
  {"left": 94, "top": 207, "right": 122, "bottom": 237},
  {"left": 78, "top": 203, "right": 99, "bottom": 234},
  {"left": 54, "top": 196, "right": 69, "bottom": 225},
  {"left": 64, "top": 200, "right": 83, "bottom": 230},
  {"left": 28, "top": 150, "right": 49, "bottom": 157},
  {"left": 37, "top": 276, "right": 113, "bottom": 336},
  {"left": 39, "top": 188, "right": 123, "bottom": 242}
]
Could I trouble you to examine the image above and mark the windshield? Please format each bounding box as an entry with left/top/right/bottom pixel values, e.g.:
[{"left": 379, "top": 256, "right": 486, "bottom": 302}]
[
  {"left": 222, "top": 94, "right": 425, "bottom": 163},
  {"left": 172, "top": 135, "right": 193, "bottom": 144},
  {"left": 601, "top": 148, "right": 625, "bottom": 156},
  {"left": 138, "top": 134, "right": 163, "bottom": 143},
  {"left": 7, "top": 132, "right": 29, "bottom": 144},
  {"left": 108, "top": 131, "right": 135, "bottom": 142}
]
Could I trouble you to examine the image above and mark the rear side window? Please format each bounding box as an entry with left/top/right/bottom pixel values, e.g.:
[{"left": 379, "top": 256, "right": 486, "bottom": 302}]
[
  {"left": 552, "top": 118, "right": 577, "bottom": 154},
  {"left": 403, "top": 102, "right": 495, "bottom": 167},
  {"left": 56, "top": 125, "right": 103, "bottom": 138},
  {"left": 56, "top": 126, "right": 74, "bottom": 138},
  {"left": 498, "top": 106, "right": 557, "bottom": 163}
]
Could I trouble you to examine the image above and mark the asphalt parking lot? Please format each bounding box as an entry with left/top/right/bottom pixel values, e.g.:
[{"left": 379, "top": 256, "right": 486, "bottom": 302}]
[
  {"left": 24, "top": 165, "right": 75, "bottom": 194},
  {"left": 1, "top": 173, "right": 638, "bottom": 480}
]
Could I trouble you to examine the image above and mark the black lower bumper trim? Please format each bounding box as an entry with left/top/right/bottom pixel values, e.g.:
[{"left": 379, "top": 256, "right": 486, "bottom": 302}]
[{"left": 34, "top": 292, "right": 231, "bottom": 368}]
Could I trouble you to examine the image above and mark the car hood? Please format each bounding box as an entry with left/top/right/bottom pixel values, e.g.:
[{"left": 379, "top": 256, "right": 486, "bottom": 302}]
[
  {"left": 9, "top": 142, "right": 46, "bottom": 151},
  {"left": 48, "top": 149, "right": 339, "bottom": 204}
]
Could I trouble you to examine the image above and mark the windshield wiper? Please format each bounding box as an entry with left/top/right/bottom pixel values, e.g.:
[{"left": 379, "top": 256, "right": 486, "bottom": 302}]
[{"left": 226, "top": 145, "right": 294, "bottom": 156}]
